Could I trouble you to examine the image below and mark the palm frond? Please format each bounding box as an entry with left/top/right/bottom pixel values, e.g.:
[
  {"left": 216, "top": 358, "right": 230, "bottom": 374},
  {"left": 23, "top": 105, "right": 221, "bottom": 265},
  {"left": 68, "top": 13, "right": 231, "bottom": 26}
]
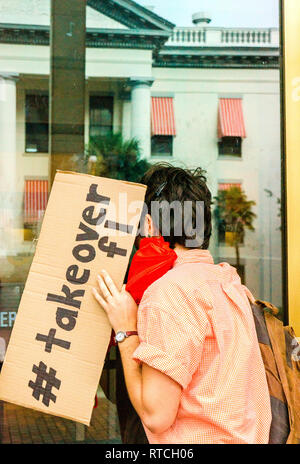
[{"left": 81, "top": 132, "right": 150, "bottom": 182}]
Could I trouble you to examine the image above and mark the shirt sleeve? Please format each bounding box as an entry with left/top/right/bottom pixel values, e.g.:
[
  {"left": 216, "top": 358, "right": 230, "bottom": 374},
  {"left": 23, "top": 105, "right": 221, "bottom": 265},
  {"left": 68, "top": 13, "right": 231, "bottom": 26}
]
[{"left": 132, "top": 303, "right": 208, "bottom": 389}]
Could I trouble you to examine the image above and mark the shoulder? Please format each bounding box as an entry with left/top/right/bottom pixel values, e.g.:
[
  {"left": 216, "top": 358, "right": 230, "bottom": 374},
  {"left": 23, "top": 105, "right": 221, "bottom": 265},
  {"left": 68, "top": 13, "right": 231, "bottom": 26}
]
[
  {"left": 140, "top": 266, "right": 186, "bottom": 304},
  {"left": 140, "top": 264, "right": 213, "bottom": 316}
]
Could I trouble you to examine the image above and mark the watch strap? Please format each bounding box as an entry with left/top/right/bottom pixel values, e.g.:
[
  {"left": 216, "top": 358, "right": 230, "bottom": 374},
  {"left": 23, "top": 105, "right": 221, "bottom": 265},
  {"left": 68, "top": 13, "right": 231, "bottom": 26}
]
[
  {"left": 114, "top": 330, "right": 138, "bottom": 344},
  {"left": 125, "top": 331, "right": 138, "bottom": 338}
]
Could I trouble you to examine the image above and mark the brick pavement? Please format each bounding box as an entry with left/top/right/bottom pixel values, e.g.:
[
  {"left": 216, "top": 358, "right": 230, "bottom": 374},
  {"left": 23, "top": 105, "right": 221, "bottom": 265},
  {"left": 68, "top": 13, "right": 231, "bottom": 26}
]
[{"left": 0, "top": 390, "right": 122, "bottom": 444}]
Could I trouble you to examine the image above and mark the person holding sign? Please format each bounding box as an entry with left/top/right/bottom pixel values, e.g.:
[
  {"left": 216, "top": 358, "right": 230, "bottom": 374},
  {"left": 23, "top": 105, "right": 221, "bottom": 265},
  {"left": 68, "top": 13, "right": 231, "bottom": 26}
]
[{"left": 93, "top": 164, "right": 272, "bottom": 444}]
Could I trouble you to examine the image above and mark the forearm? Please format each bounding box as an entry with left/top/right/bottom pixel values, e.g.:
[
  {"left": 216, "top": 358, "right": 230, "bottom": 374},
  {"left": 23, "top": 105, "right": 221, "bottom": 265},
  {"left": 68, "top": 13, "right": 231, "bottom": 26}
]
[
  {"left": 93, "top": 272, "right": 180, "bottom": 433},
  {"left": 118, "top": 335, "right": 148, "bottom": 424},
  {"left": 118, "top": 336, "right": 181, "bottom": 435}
]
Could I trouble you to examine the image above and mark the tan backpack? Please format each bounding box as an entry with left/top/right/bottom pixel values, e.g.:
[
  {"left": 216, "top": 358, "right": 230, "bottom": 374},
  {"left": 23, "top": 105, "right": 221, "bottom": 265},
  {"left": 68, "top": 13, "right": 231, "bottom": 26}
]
[{"left": 251, "top": 299, "right": 300, "bottom": 444}]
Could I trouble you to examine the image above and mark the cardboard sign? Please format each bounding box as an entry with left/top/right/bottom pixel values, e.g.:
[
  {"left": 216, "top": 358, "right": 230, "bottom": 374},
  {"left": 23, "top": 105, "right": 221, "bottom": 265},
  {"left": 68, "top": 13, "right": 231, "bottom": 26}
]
[{"left": 0, "top": 171, "right": 146, "bottom": 425}]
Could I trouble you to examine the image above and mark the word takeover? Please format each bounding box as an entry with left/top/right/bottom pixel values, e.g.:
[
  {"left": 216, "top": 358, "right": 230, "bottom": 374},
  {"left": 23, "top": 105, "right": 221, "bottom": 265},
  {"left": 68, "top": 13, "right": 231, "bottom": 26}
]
[{"left": 28, "top": 184, "right": 133, "bottom": 407}]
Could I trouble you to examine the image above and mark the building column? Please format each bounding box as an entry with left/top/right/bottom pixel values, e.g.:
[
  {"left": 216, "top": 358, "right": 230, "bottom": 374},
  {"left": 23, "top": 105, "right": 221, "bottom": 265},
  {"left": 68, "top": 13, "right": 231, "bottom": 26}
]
[
  {"left": 120, "top": 90, "right": 131, "bottom": 141},
  {"left": 0, "top": 73, "right": 18, "bottom": 256},
  {"left": 129, "top": 77, "right": 154, "bottom": 159}
]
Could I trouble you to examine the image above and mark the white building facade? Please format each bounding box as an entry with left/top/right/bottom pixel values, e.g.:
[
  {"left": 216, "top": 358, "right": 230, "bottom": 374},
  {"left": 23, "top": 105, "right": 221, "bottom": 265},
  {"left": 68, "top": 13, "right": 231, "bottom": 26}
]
[{"left": 0, "top": 0, "right": 282, "bottom": 308}]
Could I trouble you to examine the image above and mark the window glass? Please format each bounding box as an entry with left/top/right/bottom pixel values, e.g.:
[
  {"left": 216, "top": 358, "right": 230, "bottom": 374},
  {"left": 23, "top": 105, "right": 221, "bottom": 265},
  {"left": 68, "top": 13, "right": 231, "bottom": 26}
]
[
  {"left": 0, "top": 0, "right": 283, "bottom": 445},
  {"left": 218, "top": 137, "right": 242, "bottom": 157},
  {"left": 89, "top": 96, "right": 113, "bottom": 137},
  {"left": 25, "top": 94, "right": 49, "bottom": 153},
  {"left": 151, "top": 135, "right": 173, "bottom": 157}
]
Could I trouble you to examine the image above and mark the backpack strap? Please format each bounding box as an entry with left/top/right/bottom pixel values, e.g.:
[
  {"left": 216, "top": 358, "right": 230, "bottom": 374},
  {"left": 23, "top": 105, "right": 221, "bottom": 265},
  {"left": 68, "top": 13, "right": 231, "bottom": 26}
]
[
  {"left": 255, "top": 299, "right": 280, "bottom": 317},
  {"left": 250, "top": 300, "right": 290, "bottom": 444}
]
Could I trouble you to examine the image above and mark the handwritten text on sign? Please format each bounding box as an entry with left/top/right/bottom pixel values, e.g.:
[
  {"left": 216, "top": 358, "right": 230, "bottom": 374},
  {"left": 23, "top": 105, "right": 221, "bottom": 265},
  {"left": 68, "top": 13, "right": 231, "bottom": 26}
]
[{"left": 28, "top": 183, "right": 133, "bottom": 407}]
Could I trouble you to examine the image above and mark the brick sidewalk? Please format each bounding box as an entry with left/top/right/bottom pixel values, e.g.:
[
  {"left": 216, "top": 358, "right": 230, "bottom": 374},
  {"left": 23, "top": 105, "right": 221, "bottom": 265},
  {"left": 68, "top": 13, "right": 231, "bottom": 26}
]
[{"left": 0, "top": 391, "right": 122, "bottom": 444}]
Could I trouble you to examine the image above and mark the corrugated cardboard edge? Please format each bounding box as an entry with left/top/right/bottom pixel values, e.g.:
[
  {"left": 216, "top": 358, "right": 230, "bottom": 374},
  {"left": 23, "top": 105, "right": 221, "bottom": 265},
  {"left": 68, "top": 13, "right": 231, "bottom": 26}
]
[
  {"left": 0, "top": 394, "right": 90, "bottom": 426},
  {"left": 55, "top": 170, "right": 148, "bottom": 190}
]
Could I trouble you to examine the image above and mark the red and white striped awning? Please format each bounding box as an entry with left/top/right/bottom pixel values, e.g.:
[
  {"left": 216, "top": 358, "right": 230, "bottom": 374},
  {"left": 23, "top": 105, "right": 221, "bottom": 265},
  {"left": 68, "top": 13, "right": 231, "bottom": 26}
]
[
  {"left": 151, "top": 97, "right": 176, "bottom": 136},
  {"left": 24, "top": 180, "right": 49, "bottom": 223},
  {"left": 218, "top": 182, "right": 242, "bottom": 191},
  {"left": 218, "top": 98, "right": 246, "bottom": 139}
]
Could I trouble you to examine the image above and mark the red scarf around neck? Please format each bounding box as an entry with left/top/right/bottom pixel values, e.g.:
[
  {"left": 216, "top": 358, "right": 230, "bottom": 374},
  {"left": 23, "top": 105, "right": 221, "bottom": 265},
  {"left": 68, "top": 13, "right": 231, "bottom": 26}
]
[
  {"left": 107, "top": 236, "right": 177, "bottom": 348},
  {"left": 126, "top": 236, "right": 177, "bottom": 304}
]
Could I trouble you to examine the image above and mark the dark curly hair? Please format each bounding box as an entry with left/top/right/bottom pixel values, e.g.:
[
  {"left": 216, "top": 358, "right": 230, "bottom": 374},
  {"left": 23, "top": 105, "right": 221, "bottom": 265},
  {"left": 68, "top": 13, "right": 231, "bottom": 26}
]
[{"left": 139, "top": 163, "right": 212, "bottom": 249}]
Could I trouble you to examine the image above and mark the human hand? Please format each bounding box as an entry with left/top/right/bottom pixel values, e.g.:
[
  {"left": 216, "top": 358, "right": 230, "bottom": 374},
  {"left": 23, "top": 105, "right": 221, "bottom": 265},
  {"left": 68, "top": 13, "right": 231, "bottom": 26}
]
[{"left": 92, "top": 269, "right": 138, "bottom": 334}]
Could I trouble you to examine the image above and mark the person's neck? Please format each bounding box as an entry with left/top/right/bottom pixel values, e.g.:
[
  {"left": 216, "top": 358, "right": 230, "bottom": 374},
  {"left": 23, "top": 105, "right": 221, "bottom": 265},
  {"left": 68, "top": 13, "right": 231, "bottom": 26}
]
[{"left": 173, "top": 243, "right": 189, "bottom": 257}]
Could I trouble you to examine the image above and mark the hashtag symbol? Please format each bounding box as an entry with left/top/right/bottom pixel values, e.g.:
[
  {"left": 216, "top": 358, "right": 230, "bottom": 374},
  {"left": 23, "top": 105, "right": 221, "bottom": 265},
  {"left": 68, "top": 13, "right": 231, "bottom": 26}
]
[{"left": 28, "top": 361, "right": 61, "bottom": 407}]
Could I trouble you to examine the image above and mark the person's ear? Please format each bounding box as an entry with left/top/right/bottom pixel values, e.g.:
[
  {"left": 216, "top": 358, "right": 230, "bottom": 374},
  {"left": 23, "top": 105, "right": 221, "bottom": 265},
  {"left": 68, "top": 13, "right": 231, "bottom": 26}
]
[{"left": 144, "top": 214, "right": 156, "bottom": 237}]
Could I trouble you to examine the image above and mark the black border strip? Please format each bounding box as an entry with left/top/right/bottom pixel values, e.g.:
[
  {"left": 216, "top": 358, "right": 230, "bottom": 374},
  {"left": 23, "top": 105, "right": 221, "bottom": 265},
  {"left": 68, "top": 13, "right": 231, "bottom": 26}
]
[{"left": 279, "top": 0, "right": 289, "bottom": 325}]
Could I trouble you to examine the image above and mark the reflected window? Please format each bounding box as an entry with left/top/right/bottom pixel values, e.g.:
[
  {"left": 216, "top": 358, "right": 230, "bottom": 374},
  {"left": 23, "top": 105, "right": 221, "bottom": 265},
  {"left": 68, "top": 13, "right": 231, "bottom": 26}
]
[
  {"left": 23, "top": 179, "right": 49, "bottom": 241},
  {"left": 218, "top": 98, "right": 246, "bottom": 158},
  {"left": 151, "top": 97, "right": 176, "bottom": 157},
  {"left": 25, "top": 93, "right": 49, "bottom": 153},
  {"left": 218, "top": 136, "right": 242, "bottom": 157},
  {"left": 215, "top": 183, "right": 244, "bottom": 246},
  {"left": 151, "top": 135, "right": 173, "bottom": 157},
  {"left": 89, "top": 96, "right": 113, "bottom": 137},
  {"left": 218, "top": 220, "right": 245, "bottom": 246}
]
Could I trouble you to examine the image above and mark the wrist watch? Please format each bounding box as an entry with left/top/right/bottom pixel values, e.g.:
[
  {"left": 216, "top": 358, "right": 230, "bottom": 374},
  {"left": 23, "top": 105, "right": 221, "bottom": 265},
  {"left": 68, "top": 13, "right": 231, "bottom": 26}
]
[{"left": 114, "top": 331, "right": 138, "bottom": 344}]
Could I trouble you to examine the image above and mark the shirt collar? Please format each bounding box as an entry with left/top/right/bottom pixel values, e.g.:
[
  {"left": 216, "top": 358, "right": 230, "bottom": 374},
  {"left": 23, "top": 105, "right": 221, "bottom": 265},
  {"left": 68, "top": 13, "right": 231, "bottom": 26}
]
[{"left": 173, "top": 249, "right": 214, "bottom": 267}]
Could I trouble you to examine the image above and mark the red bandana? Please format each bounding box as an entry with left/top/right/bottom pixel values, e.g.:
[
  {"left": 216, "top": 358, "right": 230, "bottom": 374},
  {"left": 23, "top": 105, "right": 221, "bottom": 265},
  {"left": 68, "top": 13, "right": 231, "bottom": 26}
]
[
  {"left": 107, "top": 237, "right": 177, "bottom": 349},
  {"left": 126, "top": 236, "right": 177, "bottom": 304}
]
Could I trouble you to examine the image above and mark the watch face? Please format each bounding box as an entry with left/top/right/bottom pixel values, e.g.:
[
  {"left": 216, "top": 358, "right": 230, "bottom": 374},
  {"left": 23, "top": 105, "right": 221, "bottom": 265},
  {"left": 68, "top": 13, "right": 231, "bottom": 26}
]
[{"left": 115, "top": 332, "right": 126, "bottom": 343}]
